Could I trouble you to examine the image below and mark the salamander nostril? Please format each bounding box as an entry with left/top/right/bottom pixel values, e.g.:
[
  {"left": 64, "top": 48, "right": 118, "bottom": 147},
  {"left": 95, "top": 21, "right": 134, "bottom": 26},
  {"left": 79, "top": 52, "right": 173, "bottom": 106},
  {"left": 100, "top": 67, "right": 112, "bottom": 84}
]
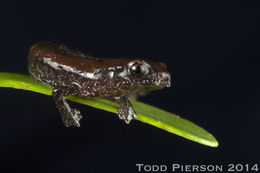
[
  {"left": 162, "top": 73, "right": 170, "bottom": 81},
  {"left": 164, "top": 75, "right": 169, "bottom": 81}
]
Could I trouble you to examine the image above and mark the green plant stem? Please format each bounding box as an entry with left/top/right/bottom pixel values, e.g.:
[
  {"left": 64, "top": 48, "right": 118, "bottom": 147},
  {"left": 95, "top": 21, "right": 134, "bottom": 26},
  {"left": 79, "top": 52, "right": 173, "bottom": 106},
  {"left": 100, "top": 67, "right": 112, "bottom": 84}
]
[{"left": 0, "top": 72, "right": 218, "bottom": 147}]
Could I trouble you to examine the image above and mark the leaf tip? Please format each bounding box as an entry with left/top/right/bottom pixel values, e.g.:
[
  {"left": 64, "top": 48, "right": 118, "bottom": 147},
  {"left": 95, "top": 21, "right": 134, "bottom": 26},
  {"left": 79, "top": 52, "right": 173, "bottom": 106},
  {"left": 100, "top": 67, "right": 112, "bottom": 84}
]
[{"left": 206, "top": 135, "right": 219, "bottom": 147}]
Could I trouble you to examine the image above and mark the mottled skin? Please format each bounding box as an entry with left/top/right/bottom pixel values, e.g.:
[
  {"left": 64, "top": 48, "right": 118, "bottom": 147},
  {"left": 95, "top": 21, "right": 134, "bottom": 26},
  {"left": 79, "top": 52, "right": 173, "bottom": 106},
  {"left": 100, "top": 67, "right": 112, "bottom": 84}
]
[{"left": 28, "top": 41, "right": 171, "bottom": 127}]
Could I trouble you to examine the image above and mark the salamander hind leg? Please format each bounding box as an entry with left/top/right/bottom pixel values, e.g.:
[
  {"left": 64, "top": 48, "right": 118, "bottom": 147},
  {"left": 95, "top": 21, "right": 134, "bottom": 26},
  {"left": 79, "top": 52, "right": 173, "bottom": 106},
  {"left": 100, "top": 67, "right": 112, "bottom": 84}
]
[
  {"left": 52, "top": 85, "right": 82, "bottom": 127},
  {"left": 109, "top": 96, "right": 137, "bottom": 124}
]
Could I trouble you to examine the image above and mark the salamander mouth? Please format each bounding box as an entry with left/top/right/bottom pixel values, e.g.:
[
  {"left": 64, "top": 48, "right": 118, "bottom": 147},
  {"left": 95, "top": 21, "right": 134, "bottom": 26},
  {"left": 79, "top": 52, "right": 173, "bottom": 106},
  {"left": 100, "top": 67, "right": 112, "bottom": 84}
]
[{"left": 160, "top": 80, "right": 171, "bottom": 87}]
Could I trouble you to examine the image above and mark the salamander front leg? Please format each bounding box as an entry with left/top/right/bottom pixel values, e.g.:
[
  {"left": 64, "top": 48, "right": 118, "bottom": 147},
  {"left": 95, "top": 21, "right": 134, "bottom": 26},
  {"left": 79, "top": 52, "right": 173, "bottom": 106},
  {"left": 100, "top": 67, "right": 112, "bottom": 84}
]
[
  {"left": 109, "top": 96, "right": 137, "bottom": 124},
  {"left": 52, "top": 86, "right": 82, "bottom": 127}
]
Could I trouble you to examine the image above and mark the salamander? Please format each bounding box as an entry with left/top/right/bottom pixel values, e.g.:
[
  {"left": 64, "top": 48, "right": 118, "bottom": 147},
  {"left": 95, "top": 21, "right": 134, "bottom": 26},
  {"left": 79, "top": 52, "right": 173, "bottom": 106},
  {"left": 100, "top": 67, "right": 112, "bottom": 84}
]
[{"left": 28, "top": 41, "right": 171, "bottom": 127}]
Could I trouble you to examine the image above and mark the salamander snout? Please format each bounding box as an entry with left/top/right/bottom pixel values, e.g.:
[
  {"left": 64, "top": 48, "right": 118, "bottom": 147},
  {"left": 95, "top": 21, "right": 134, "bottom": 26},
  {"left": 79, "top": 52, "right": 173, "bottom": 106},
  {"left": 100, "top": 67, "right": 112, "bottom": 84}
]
[{"left": 158, "top": 72, "right": 171, "bottom": 87}]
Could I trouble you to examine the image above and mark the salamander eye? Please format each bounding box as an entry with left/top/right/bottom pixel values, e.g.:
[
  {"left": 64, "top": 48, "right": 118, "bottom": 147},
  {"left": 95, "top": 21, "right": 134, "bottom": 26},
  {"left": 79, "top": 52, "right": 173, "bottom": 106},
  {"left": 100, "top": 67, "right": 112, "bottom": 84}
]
[{"left": 130, "top": 62, "right": 148, "bottom": 75}]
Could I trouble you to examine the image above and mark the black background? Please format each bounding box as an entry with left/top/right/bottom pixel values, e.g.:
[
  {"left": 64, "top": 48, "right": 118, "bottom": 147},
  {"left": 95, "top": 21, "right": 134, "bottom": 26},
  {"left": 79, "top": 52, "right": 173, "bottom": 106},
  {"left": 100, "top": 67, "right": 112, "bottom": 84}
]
[{"left": 0, "top": 1, "right": 259, "bottom": 173}]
